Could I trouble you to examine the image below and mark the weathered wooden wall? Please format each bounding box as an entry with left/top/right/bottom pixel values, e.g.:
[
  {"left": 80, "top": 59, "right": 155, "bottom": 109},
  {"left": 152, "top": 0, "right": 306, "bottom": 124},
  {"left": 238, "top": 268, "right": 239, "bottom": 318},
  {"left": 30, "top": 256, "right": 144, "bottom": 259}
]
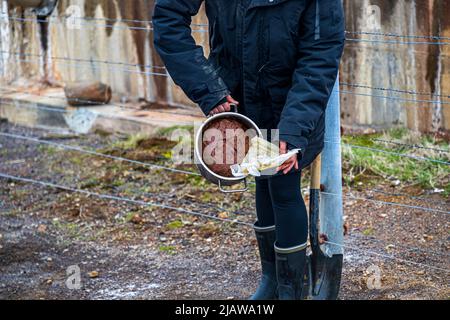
[{"left": 0, "top": 0, "right": 449, "bottom": 133}]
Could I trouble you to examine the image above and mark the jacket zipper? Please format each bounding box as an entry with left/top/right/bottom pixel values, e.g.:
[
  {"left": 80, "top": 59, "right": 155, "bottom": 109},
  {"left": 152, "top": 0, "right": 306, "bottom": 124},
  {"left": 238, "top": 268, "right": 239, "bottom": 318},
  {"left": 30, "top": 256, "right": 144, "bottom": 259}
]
[
  {"left": 314, "top": 0, "right": 321, "bottom": 40},
  {"left": 240, "top": 0, "right": 245, "bottom": 112}
]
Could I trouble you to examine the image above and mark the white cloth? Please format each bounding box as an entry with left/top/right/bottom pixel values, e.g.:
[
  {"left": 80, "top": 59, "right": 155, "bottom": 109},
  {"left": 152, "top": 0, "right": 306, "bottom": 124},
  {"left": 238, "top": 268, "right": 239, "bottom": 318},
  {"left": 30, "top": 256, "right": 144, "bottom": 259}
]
[{"left": 231, "top": 136, "right": 300, "bottom": 177}]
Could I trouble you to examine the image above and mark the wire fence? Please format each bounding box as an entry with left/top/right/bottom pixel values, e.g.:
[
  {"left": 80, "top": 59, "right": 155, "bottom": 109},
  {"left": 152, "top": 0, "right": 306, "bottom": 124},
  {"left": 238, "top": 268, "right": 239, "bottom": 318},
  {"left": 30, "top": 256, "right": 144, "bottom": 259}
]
[
  {"left": 2, "top": 84, "right": 450, "bottom": 161},
  {"left": 347, "top": 232, "right": 450, "bottom": 260},
  {"left": 2, "top": 51, "right": 450, "bottom": 112},
  {"left": 2, "top": 11, "right": 450, "bottom": 43},
  {"left": 1, "top": 13, "right": 450, "bottom": 45},
  {"left": 0, "top": 171, "right": 448, "bottom": 276},
  {"left": 0, "top": 9, "right": 449, "bottom": 296},
  {"left": 339, "top": 143, "right": 450, "bottom": 166},
  {"left": 0, "top": 172, "right": 251, "bottom": 226},
  {"left": 1, "top": 131, "right": 448, "bottom": 217},
  {"left": 344, "top": 38, "right": 450, "bottom": 46},
  {"left": 340, "top": 82, "right": 450, "bottom": 100},
  {"left": 371, "top": 138, "right": 450, "bottom": 155}
]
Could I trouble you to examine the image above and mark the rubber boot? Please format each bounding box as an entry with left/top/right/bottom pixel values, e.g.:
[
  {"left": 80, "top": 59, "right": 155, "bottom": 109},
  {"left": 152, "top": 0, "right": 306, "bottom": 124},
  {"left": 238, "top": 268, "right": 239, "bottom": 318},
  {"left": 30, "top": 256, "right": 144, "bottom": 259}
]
[
  {"left": 275, "top": 241, "right": 308, "bottom": 300},
  {"left": 249, "top": 223, "right": 278, "bottom": 300}
]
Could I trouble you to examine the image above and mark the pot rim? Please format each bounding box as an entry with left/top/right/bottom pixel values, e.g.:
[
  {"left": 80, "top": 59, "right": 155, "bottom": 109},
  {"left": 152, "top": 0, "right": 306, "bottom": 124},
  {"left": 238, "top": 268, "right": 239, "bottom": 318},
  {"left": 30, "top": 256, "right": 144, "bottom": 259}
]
[{"left": 195, "top": 112, "right": 262, "bottom": 182}]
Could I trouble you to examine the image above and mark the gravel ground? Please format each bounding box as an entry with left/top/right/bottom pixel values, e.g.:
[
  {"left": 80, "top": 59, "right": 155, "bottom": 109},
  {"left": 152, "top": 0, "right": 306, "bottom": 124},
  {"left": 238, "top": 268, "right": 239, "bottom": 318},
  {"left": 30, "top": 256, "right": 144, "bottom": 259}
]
[{"left": 0, "top": 122, "right": 448, "bottom": 300}]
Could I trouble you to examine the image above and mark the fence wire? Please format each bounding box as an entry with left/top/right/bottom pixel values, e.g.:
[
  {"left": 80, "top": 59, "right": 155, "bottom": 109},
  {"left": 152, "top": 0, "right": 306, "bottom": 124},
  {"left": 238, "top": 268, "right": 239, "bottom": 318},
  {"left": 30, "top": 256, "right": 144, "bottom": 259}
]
[
  {"left": 0, "top": 172, "right": 251, "bottom": 226},
  {"left": 345, "top": 38, "right": 450, "bottom": 46},
  {"left": 348, "top": 232, "right": 450, "bottom": 260},
  {"left": 338, "top": 143, "right": 450, "bottom": 166},
  {"left": 1, "top": 50, "right": 167, "bottom": 71},
  {"left": 340, "top": 82, "right": 450, "bottom": 100},
  {"left": 370, "top": 188, "right": 449, "bottom": 207},
  {"left": 2, "top": 86, "right": 449, "bottom": 164},
  {"left": 345, "top": 30, "right": 450, "bottom": 41},
  {"left": 339, "top": 89, "right": 450, "bottom": 106},
  {"left": 0, "top": 15, "right": 208, "bottom": 32},
  {"left": 1, "top": 131, "right": 448, "bottom": 215},
  {"left": 325, "top": 241, "right": 449, "bottom": 274},
  {"left": 3, "top": 51, "right": 450, "bottom": 110},
  {"left": 372, "top": 139, "right": 450, "bottom": 155},
  {"left": 0, "top": 171, "right": 448, "bottom": 276},
  {"left": 2, "top": 13, "right": 450, "bottom": 43}
]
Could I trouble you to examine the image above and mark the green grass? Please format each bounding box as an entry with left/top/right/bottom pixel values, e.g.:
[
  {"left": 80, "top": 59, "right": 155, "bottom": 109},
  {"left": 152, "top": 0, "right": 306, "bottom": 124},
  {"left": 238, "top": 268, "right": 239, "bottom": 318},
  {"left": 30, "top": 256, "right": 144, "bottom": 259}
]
[
  {"left": 52, "top": 220, "right": 80, "bottom": 238},
  {"left": 124, "top": 211, "right": 138, "bottom": 223},
  {"left": 38, "top": 145, "right": 58, "bottom": 156},
  {"left": 166, "top": 220, "right": 184, "bottom": 230},
  {"left": 111, "top": 133, "right": 150, "bottom": 150},
  {"left": 69, "top": 155, "right": 85, "bottom": 166},
  {"left": 157, "top": 125, "right": 194, "bottom": 138},
  {"left": 362, "top": 227, "right": 375, "bottom": 236},
  {"left": 111, "top": 126, "right": 194, "bottom": 151},
  {"left": 10, "top": 189, "right": 30, "bottom": 201},
  {"left": 342, "top": 128, "right": 450, "bottom": 195},
  {"left": 158, "top": 245, "right": 177, "bottom": 255}
]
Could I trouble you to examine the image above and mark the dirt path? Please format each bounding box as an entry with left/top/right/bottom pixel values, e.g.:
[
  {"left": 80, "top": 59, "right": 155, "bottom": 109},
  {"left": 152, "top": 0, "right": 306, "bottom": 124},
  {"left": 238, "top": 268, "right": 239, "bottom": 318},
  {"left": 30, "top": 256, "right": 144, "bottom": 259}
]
[{"left": 0, "top": 122, "right": 448, "bottom": 300}]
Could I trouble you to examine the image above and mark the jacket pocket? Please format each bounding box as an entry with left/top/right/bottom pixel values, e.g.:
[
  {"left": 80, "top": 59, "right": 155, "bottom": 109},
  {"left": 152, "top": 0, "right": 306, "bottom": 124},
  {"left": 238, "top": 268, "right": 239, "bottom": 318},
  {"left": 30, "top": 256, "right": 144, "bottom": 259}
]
[
  {"left": 266, "top": 10, "right": 303, "bottom": 70},
  {"left": 259, "top": 65, "right": 293, "bottom": 102}
]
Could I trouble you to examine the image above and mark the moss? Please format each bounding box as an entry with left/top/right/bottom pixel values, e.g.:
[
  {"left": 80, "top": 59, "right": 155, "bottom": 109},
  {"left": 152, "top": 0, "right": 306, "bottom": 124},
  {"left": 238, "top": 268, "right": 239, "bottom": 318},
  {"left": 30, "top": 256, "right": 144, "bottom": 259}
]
[
  {"left": 112, "top": 133, "right": 150, "bottom": 150},
  {"left": 362, "top": 228, "right": 374, "bottom": 236},
  {"left": 10, "top": 189, "right": 30, "bottom": 201},
  {"left": 52, "top": 220, "right": 80, "bottom": 238},
  {"left": 166, "top": 220, "right": 183, "bottom": 230},
  {"left": 80, "top": 178, "right": 100, "bottom": 189},
  {"left": 158, "top": 245, "right": 177, "bottom": 255},
  {"left": 93, "top": 128, "right": 112, "bottom": 138},
  {"left": 38, "top": 145, "right": 58, "bottom": 156},
  {"left": 157, "top": 125, "right": 194, "bottom": 138},
  {"left": 124, "top": 211, "right": 138, "bottom": 223}
]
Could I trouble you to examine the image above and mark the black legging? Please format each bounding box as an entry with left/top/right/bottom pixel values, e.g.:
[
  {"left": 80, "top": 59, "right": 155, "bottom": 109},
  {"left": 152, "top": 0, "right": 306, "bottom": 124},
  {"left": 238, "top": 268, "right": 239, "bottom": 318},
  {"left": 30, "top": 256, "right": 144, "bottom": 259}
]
[{"left": 255, "top": 171, "right": 308, "bottom": 248}]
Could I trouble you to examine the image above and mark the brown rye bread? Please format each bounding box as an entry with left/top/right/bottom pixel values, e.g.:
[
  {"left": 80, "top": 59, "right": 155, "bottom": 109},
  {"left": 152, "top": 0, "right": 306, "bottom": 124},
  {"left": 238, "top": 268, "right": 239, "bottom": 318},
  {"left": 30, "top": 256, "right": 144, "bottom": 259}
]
[{"left": 202, "top": 117, "right": 251, "bottom": 177}]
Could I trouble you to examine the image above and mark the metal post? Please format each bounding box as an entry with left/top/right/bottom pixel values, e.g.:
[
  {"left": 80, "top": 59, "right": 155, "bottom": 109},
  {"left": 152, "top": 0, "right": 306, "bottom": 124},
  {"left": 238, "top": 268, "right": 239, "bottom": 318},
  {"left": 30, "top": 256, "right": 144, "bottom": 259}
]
[
  {"left": 307, "top": 76, "right": 343, "bottom": 300},
  {"left": 320, "top": 77, "right": 344, "bottom": 257}
]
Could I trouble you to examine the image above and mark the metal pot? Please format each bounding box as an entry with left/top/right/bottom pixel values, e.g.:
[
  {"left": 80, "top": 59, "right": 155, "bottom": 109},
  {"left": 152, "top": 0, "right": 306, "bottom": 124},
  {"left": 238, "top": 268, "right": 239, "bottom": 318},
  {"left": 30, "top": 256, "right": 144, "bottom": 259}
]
[{"left": 195, "top": 106, "right": 262, "bottom": 193}]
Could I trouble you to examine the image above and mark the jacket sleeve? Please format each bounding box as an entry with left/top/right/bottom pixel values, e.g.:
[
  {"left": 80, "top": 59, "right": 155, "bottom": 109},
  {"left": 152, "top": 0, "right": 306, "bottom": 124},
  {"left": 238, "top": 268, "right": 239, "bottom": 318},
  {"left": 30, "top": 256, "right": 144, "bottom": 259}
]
[
  {"left": 278, "top": 0, "right": 345, "bottom": 154},
  {"left": 152, "top": 0, "right": 230, "bottom": 115}
]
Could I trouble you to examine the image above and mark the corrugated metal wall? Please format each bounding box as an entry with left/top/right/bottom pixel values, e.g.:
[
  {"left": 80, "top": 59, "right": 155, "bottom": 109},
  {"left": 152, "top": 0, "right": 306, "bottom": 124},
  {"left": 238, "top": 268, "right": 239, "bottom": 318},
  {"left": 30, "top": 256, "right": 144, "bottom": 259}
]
[
  {"left": 0, "top": 0, "right": 448, "bottom": 133},
  {"left": 0, "top": 0, "right": 209, "bottom": 108},
  {"left": 342, "top": 0, "right": 450, "bottom": 133}
]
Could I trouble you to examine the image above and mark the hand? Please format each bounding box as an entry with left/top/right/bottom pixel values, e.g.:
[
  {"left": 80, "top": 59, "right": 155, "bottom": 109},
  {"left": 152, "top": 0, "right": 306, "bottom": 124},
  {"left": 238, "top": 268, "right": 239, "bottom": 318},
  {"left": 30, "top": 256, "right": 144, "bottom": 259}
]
[
  {"left": 277, "top": 141, "right": 299, "bottom": 174},
  {"left": 209, "top": 95, "right": 239, "bottom": 116}
]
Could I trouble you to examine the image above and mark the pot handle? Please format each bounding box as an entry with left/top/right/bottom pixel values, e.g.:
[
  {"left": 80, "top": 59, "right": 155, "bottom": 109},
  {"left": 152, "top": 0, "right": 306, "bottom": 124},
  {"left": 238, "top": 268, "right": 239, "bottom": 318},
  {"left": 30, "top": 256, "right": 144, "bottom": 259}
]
[
  {"left": 230, "top": 103, "right": 238, "bottom": 113},
  {"left": 219, "top": 178, "right": 248, "bottom": 194},
  {"left": 207, "top": 103, "right": 239, "bottom": 118}
]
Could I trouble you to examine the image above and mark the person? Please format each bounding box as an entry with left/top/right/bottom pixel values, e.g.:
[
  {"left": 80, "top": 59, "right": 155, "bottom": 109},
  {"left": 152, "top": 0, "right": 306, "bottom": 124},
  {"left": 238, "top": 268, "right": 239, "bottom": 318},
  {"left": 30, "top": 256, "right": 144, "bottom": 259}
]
[{"left": 153, "top": 0, "right": 345, "bottom": 300}]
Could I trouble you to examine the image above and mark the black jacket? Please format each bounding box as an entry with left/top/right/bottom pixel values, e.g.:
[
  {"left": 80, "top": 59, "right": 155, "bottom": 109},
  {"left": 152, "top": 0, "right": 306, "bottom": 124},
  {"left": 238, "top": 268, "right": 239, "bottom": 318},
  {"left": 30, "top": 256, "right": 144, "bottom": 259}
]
[{"left": 153, "top": 0, "right": 345, "bottom": 169}]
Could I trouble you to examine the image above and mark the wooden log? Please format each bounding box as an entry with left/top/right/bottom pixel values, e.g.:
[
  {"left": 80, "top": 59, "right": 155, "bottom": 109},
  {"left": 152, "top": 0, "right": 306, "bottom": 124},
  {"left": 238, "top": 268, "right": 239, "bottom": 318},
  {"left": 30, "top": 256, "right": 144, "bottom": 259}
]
[{"left": 64, "top": 82, "right": 112, "bottom": 107}]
